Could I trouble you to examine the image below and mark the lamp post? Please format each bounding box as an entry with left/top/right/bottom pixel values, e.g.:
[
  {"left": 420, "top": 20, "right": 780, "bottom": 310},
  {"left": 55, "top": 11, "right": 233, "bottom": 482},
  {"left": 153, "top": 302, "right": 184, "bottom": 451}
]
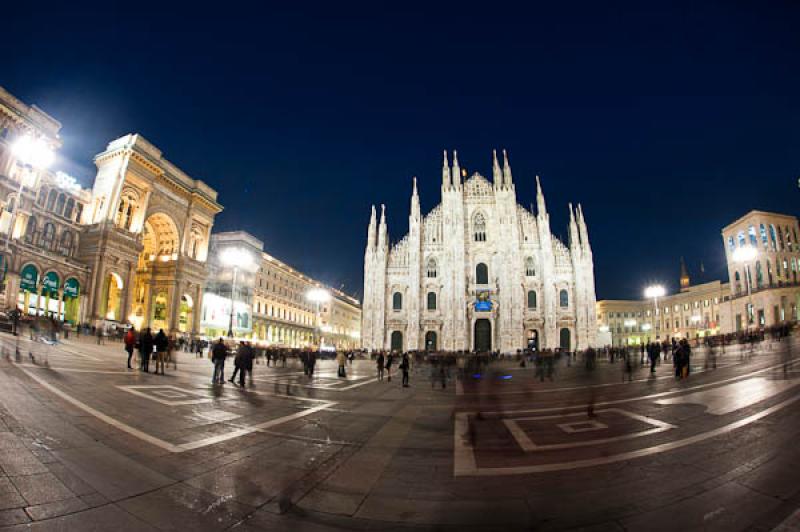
[
  {"left": 6, "top": 135, "right": 54, "bottom": 250},
  {"left": 306, "top": 288, "right": 330, "bottom": 349},
  {"left": 220, "top": 247, "right": 253, "bottom": 338},
  {"left": 644, "top": 284, "right": 666, "bottom": 341},
  {"left": 733, "top": 246, "right": 757, "bottom": 331}
]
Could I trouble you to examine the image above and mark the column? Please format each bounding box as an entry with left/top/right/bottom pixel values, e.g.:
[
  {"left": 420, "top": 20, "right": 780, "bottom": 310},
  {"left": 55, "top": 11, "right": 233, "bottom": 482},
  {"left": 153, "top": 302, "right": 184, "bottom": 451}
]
[
  {"left": 192, "top": 284, "right": 204, "bottom": 336},
  {"left": 121, "top": 261, "right": 136, "bottom": 324}
]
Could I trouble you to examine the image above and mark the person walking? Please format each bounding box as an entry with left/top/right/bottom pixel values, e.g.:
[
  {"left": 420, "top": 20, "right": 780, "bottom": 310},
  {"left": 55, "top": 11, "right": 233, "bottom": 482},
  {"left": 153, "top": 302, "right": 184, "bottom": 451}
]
[
  {"left": 386, "top": 352, "right": 394, "bottom": 382},
  {"left": 400, "top": 353, "right": 410, "bottom": 388},
  {"left": 239, "top": 342, "right": 254, "bottom": 387},
  {"left": 124, "top": 327, "right": 137, "bottom": 369},
  {"left": 336, "top": 350, "right": 347, "bottom": 378},
  {"left": 139, "top": 328, "right": 154, "bottom": 373},
  {"left": 376, "top": 352, "right": 385, "bottom": 381},
  {"left": 307, "top": 350, "right": 317, "bottom": 378},
  {"left": 211, "top": 338, "right": 228, "bottom": 384},
  {"left": 154, "top": 329, "right": 168, "bottom": 375},
  {"left": 230, "top": 342, "right": 244, "bottom": 384}
]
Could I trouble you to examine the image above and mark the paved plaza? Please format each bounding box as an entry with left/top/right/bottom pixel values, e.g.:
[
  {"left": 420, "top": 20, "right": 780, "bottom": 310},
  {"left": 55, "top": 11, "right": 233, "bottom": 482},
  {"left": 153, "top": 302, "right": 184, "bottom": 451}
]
[{"left": 0, "top": 336, "right": 799, "bottom": 531}]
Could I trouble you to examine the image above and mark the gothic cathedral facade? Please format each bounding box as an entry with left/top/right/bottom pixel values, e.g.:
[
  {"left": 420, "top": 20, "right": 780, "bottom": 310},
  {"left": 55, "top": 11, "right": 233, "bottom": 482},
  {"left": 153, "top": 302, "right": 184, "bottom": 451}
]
[{"left": 361, "top": 150, "right": 597, "bottom": 353}]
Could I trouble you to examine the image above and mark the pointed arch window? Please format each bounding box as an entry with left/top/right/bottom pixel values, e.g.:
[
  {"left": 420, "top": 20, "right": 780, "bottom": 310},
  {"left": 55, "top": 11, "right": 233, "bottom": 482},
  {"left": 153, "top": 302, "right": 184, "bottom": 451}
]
[
  {"left": 24, "top": 216, "right": 37, "bottom": 244},
  {"left": 392, "top": 292, "right": 403, "bottom": 311},
  {"left": 525, "top": 257, "right": 535, "bottom": 277},
  {"left": 473, "top": 213, "right": 486, "bottom": 242},
  {"left": 760, "top": 224, "right": 768, "bottom": 248},
  {"left": 56, "top": 193, "right": 66, "bottom": 216},
  {"left": 59, "top": 230, "right": 74, "bottom": 257},
  {"left": 427, "top": 291, "right": 437, "bottom": 310},
  {"left": 475, "top": 263, "right": 488, "bottom": 285},
  {"left": 37, "top": 188, "right": 47, "bottom": 207},
  {"left": 46, "top": 189, "right": 57, "bottom": 212},
  {"left": 40, "top": 222, "right": 55, "bottom": 251},
  {"left": 559, "top": 289, "right": 569, "bottom": 308},
  {"left": 527, "top": 290, "right": 537, "bottom": 309},
  {"left": 64, "top": 198, "right": 75, "bottom": 220},
  {"left": 426, "top": 258, "right": 437, "bottom": 278}
]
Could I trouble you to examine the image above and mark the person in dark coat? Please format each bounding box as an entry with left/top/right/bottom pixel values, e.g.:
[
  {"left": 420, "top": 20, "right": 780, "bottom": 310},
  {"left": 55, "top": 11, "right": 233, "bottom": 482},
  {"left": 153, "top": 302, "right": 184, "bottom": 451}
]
[
  {"left": 139, "top": 328, "right": 154, "bottom": 373},
  {"left": 124, "top": 327, "right": 137, "bottom": 369},
  {"left": 376, "top": 352, "right": 385, "bottom": 381},
  {"left": 230, "top": 342, "right": 246, "bottom": 385},
  {"left": 211, "top": 338, "right": 228, "bottom": 384},
  {"left": 239, "top": 342, "right": 254, "bottom": 387},
  {"left": 154, "top": 329, "right": 169, "bottom": 375},
  {"left": 399, "top": 353, "right": 410, "bottom": 388}
]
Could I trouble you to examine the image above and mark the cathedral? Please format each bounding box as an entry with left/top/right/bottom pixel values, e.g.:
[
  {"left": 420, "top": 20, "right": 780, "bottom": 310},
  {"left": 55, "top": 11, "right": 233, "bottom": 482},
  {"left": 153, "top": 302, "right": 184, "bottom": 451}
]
[{"left": 361, "top": 150, "right": 597, "bottom": 353}]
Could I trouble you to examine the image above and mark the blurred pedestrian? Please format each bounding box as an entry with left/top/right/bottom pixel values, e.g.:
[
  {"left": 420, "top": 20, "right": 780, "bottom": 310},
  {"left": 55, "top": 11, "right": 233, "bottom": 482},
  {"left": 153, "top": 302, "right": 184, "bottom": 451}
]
[
  {"left": 376, "top": 352, "right": 385, "bottom": 381},
  {"left": 139, "top": 328, "right": 153, "bottom": 373},
  {"left": 211, "top": 338, "right": 227, "bottom": 384},
  {"left": 124, "top": 327, "right": 136, "bottom": 369}
]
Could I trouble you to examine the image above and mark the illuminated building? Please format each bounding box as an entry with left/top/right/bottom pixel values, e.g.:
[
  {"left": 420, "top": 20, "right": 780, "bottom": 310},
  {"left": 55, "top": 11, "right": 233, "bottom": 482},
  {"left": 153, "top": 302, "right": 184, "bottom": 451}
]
[
  {"left": 596, "top": 210, "right": 800, "bottom": 346},
  {"left": 0, "top": 86, "right": 221, "bottom": 333},
  {"left": 362, "top": 150, "right": 597, "bottom": 352},
  {"left": 204, "top": 231, "right": 362, "bottom": 349}
]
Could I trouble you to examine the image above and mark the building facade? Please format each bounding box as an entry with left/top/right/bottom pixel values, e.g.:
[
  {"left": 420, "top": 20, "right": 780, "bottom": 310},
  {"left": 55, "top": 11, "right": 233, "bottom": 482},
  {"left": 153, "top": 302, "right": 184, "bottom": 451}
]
[
  {"left": 203, "top": 231, "right": 362, "bottom": 349},
  {"left": 0, "top": 86, "right": 222, "bottom": 335},
  {"left": 596, "top": 277, "right": 731, "bottom": 347},
  {"left": 596, "top": 210, "right": 800, "bottom": 345},
  {"left": 722, "top": 210, "right": 800, "bottom": 330},
  {"left": 362, "top": 150, "right": 597, "bottom": 353}
]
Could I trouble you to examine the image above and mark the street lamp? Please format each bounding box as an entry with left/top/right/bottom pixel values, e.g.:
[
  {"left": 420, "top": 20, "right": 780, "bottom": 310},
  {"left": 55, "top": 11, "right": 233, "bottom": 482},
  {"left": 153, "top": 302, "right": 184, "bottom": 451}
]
[
  {"left": 220, "top": 247, "right": 253, "bottom": 338},
  {"left": 306, "top": 288, "right": 330, "bottom": 349},
  {"left": 733, "top": 246, "right": 758, "bottom": 330},
  {"left": 644, "top": 284, "right": 666, "bottom": 340},
  {"left": 6, "top": 135, "right": 54, "bottom": 250}
]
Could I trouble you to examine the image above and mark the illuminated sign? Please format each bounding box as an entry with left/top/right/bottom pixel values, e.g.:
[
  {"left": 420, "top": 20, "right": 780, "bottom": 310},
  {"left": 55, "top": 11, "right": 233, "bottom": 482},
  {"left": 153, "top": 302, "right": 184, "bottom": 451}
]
[{"left": 474, "top": 291, "right": 492, "bottom": 312}]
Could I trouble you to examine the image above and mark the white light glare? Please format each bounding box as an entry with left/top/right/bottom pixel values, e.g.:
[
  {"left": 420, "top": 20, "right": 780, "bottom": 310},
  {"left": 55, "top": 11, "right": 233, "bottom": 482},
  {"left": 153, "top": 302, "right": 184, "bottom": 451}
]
[
  {"left": 12, "top": 135, "right": 54, "bottom": 168},
  {"left": 732, "top": 246, "right": 757, "bottom": 263},
  {"left": 306, "top": 288, "right": 331, "bottom": 303},
  {"left": 220, "top": 247, "right": 254, "bottom": 268},
  {"left": 644, "top": 285, "right": 666, "bottom": 299}
]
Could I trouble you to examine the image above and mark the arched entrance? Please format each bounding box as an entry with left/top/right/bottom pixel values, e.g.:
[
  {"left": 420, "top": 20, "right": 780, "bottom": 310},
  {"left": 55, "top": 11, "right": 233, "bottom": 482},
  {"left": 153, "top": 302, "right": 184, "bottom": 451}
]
[
  {"left": 151, "top": 291, "right": 169, "bottom": 331},
  {"left": 41, "top": 272, "right": 60, "bottom": 319},
  {"left": 178, "top": 294, "right": 193, "bottom": 333},
  {"left": 425, "top": 331, "right": 437, "bottom": 351},
  {"left": 102, "top": 272, "right": 123, "bottom": 321},
  {"left": 18, "top": 264, "right": 39, "bottom": 315},
  {"left": 63, "top": 278, "right": 80, "bottom": 324},
  {"left": 140, "top": 213, "right": 180, "bottom": 266},
  {"left": 527, "top": 329, "right": 539, "bottom": 351},
  {"left": 474, "top": 319, "right": 491, "bottom": 352},
  {"left": 390, "top": 330, "right": 403, "bottom": 352},
  {"left": 560, "top": 328, "right": 571, "bottom": 351}
]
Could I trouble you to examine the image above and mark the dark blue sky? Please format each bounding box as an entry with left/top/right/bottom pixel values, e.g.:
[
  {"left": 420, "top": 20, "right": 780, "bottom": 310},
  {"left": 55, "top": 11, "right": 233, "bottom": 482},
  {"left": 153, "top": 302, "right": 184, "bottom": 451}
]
[{"left": 5, "top": 1, "right": 799, "bottom": 299}]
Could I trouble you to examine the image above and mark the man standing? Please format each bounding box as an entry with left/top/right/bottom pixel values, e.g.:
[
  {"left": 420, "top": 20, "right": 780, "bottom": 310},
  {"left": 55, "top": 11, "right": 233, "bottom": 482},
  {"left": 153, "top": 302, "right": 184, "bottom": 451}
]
[
  {"left": 336, "top": 350, "right": 346, "bottom": 378},
  {"left": 212, "top": 338, "right": 228, "bottom": 384},
  {"left": 154, "top": 329, "right": 168, "bottom": 375},
  {"left": 239, "top": 342, "right": 254, "bottom": 387},
  {"left": 400, "top": 353, "right": 410, "bottom": 388},
  {"left": 376, "top": 352, "right": 385, "bottom": 381},
  {"left": 139, "top": 328, "right": 154, "bottom": 373},
  {"left": 124, "top": 327, "right": 137, "bottom": 369}
]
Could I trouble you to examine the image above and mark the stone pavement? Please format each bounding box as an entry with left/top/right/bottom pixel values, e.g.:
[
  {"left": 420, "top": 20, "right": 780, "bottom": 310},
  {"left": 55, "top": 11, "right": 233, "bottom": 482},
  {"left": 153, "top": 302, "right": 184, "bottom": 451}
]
[{"left": 0, "top": 334, "right": 799, "bottom": 531}]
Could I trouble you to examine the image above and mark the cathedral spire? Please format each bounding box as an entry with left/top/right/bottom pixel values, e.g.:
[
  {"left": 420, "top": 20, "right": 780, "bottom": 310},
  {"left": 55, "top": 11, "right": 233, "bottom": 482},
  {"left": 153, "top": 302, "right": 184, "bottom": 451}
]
[
  {"left": 492, "top": 149, "right": 502, "bottom": 188},
  {"left": 568, "top": 202, "right": 581, "bottom": 252},
  {"left": 452, "top": 150, "right": 461, "bottom": 190},
  {"left": 536, "top": 175, "right": 548, "bottom": 217},
  {"left": 411, "top": 176, "right": 420, "bottom": 220},
  {"left": 378, "top": 203, "right": 388, "bottom": 249},
  {"left": 442, "top": 150, "right": 450, "bottom": 189},
  {"left": 367, "top": 204, "right": 377, "bottom": 249},
  {"left": 502, "top": 149, "right": 513, "bottom": 188},
  {"left": 577, "top": 203, "right": 592, "bottom": 255}
]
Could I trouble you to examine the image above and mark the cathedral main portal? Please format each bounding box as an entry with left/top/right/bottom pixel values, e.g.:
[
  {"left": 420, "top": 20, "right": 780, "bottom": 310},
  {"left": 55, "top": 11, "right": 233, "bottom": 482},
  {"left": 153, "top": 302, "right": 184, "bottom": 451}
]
[{"left": 474, "top": 319, "right": 492, "bottom": 352}]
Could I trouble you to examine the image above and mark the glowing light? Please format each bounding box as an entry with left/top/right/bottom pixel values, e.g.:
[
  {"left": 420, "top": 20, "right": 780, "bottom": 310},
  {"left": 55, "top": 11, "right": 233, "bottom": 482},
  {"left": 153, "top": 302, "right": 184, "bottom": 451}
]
[
  {"left": 644, "top": 285, "right": 666, "bottom": 299},
  {"left": 624, "top": 319, "right": 637, "bottom": 327},
  {"left": 220, "top": 247, "right": 254, "bottom": 268},
  {"left": 12, "top": 135, "right": 55, "bottom": 169},
  {"left": 306, "top": 288, "right": 331, "bottom": 303},
  {"left": 732, "top": 246, "right": 757, "bottom": 263},
  {"left": 599, "top": 325, "right": 610, "bottom": 332},
  {"left": 642, "top": 323, "right": 652, "bottom": 331}
]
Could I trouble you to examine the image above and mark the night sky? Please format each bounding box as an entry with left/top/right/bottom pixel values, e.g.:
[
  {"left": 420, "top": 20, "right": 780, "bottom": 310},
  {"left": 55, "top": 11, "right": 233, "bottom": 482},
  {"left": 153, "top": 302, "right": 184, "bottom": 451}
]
[{"left": 5, "top": 2, "right": 799, "bottom": 300}]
